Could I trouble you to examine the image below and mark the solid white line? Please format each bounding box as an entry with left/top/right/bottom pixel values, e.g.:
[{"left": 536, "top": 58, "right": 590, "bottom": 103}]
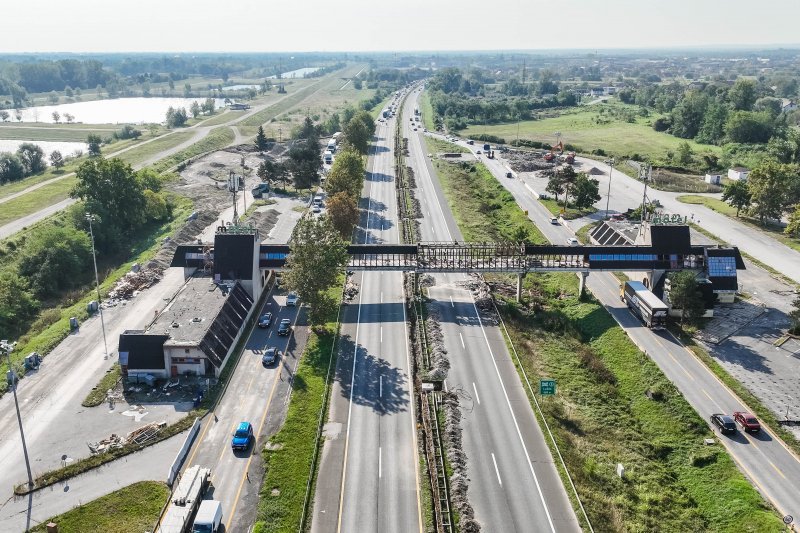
[
  {"left": 472, "top": 301, "right": 557, "bottom": 532},
  {"left": 473, "top": 382, "right": 481, "bottom": 405},
  {"left": 379, "top": 446, "right": 382, "bottom": 478},
  {"left": 381, "top": 291, "right": 383, "bottom": 303},
  {"left": 491, "top": 453, "right": 502, "bottom": 486},
  {"left": 459, "top": 332, "right": 465, "bottom": 349},
  {"left": 450, "top": 296, "right": 454, "bottom": 307},
  {"left": 380, "top": 375, "right": 383, "bottom": 398},
  {"left": 380, "top": 326, "right": 383, "bottom": 343}
]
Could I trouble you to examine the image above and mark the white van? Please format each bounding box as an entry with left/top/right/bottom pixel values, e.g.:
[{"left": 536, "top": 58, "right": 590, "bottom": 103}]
[
  {"left": 323, "top": 151, "right": 333, "bottom": 164},
  {"left": 192, "top": 500, "right": 222, "bottom": 533},
  {"left": 313, "top": 195, "right": 324, "bottom": 207}
]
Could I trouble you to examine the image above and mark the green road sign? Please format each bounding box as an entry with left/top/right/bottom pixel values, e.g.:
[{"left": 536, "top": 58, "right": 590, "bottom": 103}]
[{"left": 540, "top": 378, "right": 556, "bottom": 396}]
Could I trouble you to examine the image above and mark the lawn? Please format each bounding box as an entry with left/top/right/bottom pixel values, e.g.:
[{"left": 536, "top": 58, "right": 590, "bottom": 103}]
[
  {"left": 115, "top": 131, "right": 195, "bottom": 167},
  {"left": 459, "top": 104, "right": 721, "bottom": 163},
  {"left": 0, "top": 125, "right": 116, "bottom": 141},
  {"left": 425, "top": 136, "right": 468, "bottom": 155},
  {"left": 426, "top": 150, "right": 783, "bottom": 530},
  {"left": 29, "top": 481, "right": 169, "bottom": 533},
  {"left": 0, "top": 163, "right": 81, "bottom": 201},
  {"left": 678, "top": 194, "right": 800, "bottom": 253},
  {"left": 539, "top": 197, "right": 597, "bottom": 220},
  {"left": 0, "top": 174, "right": 76, "bottom": 226},
  {"left": 151, "top": 127, "right": 235, "bottom": 173},
  {"left": 254, "top": 280, "right": 343, "bottom": 533},
  {"left": 419, "top": 91, "right": 435, "bottom": 132}
]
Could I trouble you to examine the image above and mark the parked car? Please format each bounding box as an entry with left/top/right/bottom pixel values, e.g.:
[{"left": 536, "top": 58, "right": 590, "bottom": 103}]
[
  {"left": 262, "top": 346, "right": 280, "bottom": 366},
  {"left": 733, "top": 411, "right": 761, "bottom": 433},
  {"left": 566, "top": 237, "right": 579, "bottom": 246},
  {"left": 231, "top": 421, "right": 253, "bottom": 451},
  {"left": 286, "top": 293, "right": 299, "bottom": 306},
  {"left": 257, "top": 312, "right": 272, "bottom": 328},
  {"left": 278, "top": 319, "right": 292, "bottom": 336},
  {"left": 710, "top": 413, "right": 737, "bottom": 434}
]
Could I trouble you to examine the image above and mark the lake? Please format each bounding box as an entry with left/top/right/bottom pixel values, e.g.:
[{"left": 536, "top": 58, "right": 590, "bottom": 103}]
[
  {"left": 268, "top": 67, "right": 320, "bottom": 79},
  {"left": 9, "top": 97, "right": 227, "bottom": 125},
  {"left": 0, "top": 139, "right": 87, "bottom": 157}
]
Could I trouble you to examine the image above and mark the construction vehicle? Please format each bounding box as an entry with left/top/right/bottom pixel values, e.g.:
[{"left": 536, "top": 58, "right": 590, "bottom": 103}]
[
  {"left": 157, "top": 465, "right": 212, "bottom": 533},
  {"left": 544, "top": 141, "right": 563, "bottom": 162},
  {"left": 564, "top": 151, "right": 576, "bottom": 164}
]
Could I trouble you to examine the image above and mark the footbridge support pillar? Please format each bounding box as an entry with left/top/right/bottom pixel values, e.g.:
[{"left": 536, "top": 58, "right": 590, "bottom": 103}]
[
  {"left": 577, "top": 271, "right": 588, "bottom": 297},
  {"left": 516, "top": 273, "right": 526, "bottom": 302}
]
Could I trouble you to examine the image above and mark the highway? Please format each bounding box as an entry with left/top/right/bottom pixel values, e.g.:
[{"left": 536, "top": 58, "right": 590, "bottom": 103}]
[
  {"left": 311, "top": 90, "right": 422, "bottom": 533},
  {"left": 460, "top": 134, "right": 800, "bottom": 522},
  {"left": 405, "top": 90, "right": 581, "bottom": 531}
]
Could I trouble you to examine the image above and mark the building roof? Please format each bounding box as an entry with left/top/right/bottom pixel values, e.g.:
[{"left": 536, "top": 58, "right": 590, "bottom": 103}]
[
  {"left": 729, "top": 166, "right": 749, "bottom": 172},
  {"left": 150, "top": 277, "right": 231, "bottom": 347}
]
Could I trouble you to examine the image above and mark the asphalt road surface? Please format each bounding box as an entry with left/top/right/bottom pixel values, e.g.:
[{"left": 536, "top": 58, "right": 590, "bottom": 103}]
[
  {"left": 406, "top": 90, "right": 581, "bottom": 532},
  {"left": 311, "top": 90, "right": 422, "bottom": 533},
  {"left": 457, "top": 133, "right": 800, "bottom": 523}
]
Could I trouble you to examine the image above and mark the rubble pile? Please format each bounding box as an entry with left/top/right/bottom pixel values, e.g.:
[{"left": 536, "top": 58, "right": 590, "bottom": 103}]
[
  {"left": 505, "top": 150, "right": 556, "bottom": 173},
  {"left": 417, "top": 274, "right": 436, "bottom": 288},
  {"left": 458, "top": 275, "right": 493, "bottom": 312},
  {"left": 107, "top": 268, "right": 163, "bottom": 302},
  {"left": 425, "top": 306, "right": 450, "bottom": 381},
  {"left": 442, "top": 391, "right": 481, "bottom": 532},
  {"left": 344, "top": 275, "right": 360, "bottom": 301},
  {"left": 87, "top": 420, "right": 168, "bottom": 454}
]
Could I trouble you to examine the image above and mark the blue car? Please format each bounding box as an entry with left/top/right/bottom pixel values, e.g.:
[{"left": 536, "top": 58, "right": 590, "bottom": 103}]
[{"left": 231, "top": 421, "right": 253, "bottom": 451}]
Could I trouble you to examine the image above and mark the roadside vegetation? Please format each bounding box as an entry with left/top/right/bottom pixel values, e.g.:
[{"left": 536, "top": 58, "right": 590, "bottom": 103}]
[
  {"left": 30, "top": 481, "right": 170, "bottom": 533},
  {"left": 429, "top": 152, "right": 783, "bottom": 531},
  {"left": 151, "top": 127, "right": 234, "bottom": 173},
  {"left": 82, "top": 363, "right": 122, "bottom": 407}
]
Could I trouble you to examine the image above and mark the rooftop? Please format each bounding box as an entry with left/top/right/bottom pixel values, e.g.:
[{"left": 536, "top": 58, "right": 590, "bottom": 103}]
[{"left": 149, "top": 277, "right": 231, "bottom": 347}]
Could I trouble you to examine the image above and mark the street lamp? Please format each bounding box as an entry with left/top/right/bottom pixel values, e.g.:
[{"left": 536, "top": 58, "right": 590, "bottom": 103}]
[
  {"left": 604, "top": 159, "right": 615, "bottom": 216},
  {"left": 1, "top": 339, "right": 34, "bottom": 489},
  {"left": 85, "top": 213, "right": 109, "bottom": 360}
]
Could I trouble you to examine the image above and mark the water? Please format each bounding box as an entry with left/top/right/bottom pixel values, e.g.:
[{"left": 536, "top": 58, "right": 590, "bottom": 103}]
[
  {"left": 222, "top": 84, "right": 259, "bottom": 91},
  {"left": 0, "top": 139, "right": 87, "bottom": 157},
  {"left": 268, "top": 67, "right": 320, "bottom": 79},
  {"left": 9, "top": 97, "right": 227, "bottom": 125}
]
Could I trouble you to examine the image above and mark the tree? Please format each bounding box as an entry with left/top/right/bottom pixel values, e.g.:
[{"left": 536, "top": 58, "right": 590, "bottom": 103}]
[
  {"left": 184, "top": 83, "right": 192, "bottom": 97},
  {"left": 677, "top": 141, "right": 693, "bottom": 166},
  {"left": 0, "top": 269, "right": 39, "bottom": 337},
  {"left": 325, "top": 149, "right": 364, "bottom": 199},
  {"left": 545, "top": 172, "right": 565, "bottom": 205},
  {"left": 257, "top": 160, "right": 287, "bottom": 188},
  {"left": 721, "top": 180, "right": 751, "bottom": 216},
  {"left": 17, "top": 225, "right": 93, "bottom": 299},
  {"left": 326, "top": 191, "right": 360, "bottom": 239},
  {"left": 572, "top": 174, "right": 601, "bottom": 209},
  {"left": 255, "top": 126, "right": 269, "bottom": 152},
  {"left": 789, "top": 297, "right": 800, "bottom": 335},
  {"left": 785, "top": 205, "right": 800, "bottom": 238},
  {"left": 165, "top": 106, "right": 188, "bottom": 128},
  {"left": 283, "top": 216, "right": 348, "bottom": 324},
  {"left": 0, "top": 110, "right": 9, "bottom": 122},
  {"left": 64, "top": 113, "right": 74, "bottom": 124},
  {"left": 16, "top": 143, "right": 47, "bottom": 175},
  {"left": 190, "top": 101, "right": 201, "bottom": 119},
  {"left": 343, "top": 112, "right": 373, "bottom": 154},
  {"left": 670, "top": 91, "right": 708, "bottom": 138},
  {"left": 724, "top": 111, "right": 774, "bottom": 144},
  {"left": 287, "top": 140, "right": 321, "bottom": 190},
  {"left": 0, "top": 153, "right": 25, "bottom": 183},
  {"left": 201, "top": 98, "right": 215, "bottom": 115},
  {"left": 555, "top": 165, "right": 578, "bottom": 208},
  {"left": 87, "top": 134, "right": 102, "bottom": 157},
  {"left": 728, "top": 79, "right": 757, "bottom": 111},
  {"left": 667, "top": 271, "right": 707, "bottom": 328},
  {"left": 71, "top": 158, "right": 147, "bottom": 234},
  {"left": 52, "top": 111, "right": 60, "bottom": 123},
  {"left": 747, "top": 161, "right": 794, "bottom": 224},
  {"left": 49, "top": 150, "right": 64, "bottom": 169}
]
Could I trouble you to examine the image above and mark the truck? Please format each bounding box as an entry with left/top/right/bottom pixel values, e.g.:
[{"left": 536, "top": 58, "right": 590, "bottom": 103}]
[
  {"left": 483, "top": 143, "right": 491, "bottom": 152},
  {"left": 327, "top": 138, "right": 337, "bottom": 152},
  {"left": 620, "top": 281, "right": 668, "bottom": 330},
  {"left": 157, "top": 465, "right": 211, "bottom": 533},
  {"left": 192, "top": 500, "right": 223, "bottom": 533},
  {"left": 323, "top": 151, "right": 333, "bottom": 164}
]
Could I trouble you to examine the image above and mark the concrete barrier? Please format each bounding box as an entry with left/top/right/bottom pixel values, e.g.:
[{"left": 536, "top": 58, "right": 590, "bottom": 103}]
[{"left": 167, "top": 417, "right": 202, "bottom": 486}]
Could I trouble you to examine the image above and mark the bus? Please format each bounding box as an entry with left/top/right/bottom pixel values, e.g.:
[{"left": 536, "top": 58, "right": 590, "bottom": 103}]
[{"left": 620, "top": 281, "right": 668, "bottom": 330}]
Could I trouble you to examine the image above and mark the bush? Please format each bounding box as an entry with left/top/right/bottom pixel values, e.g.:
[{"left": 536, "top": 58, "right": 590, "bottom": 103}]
[{"left": 470, "top": 133, "right": 506, "bottom": 144}]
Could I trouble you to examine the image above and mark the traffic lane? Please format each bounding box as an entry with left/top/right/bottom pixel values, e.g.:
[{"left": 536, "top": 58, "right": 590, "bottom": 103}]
[
  {"left": 588, "top": 272, "right": 800, "bottom": 519},
  {"left": 183, "top": 298, "right": 305, "bottom": 532},
  {"left": 433, "top": 284, "right": 580, "bottom": 532}
]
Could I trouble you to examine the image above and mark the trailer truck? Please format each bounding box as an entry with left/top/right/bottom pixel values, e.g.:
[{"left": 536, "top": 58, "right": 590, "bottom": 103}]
[
  {"left": 620, "top": 281, "right": 668, "bottom": 330},
  {"left": 157, "top": 465, "right": 211, "bottom": 533}
]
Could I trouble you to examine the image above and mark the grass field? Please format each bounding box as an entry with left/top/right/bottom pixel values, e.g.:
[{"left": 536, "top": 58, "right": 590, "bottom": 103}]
[
  {"left": 254, "top": 280, "right": 343, "bottom": 533},
  {"left": 425, "top": 137, "right": 468, "bottom": 155},
  {"left": 428, "top": 154, "right": 783, "bottom": 531},
  {"left": 539, "top": 197, "right": 597, "bottom": 220},
  {"left": 460, "top": 104, "right": 721, "bottom": 163},
  {"left": 678, "top": 194, "right": 800, "bottom": 253},
  {"left": 0, "top": 174, "right": 76, "bottom": 226},
  {"left": 419, "top": 91, "right": 435, "bottom": 132},
  {"left": 30, "top": 481, "right": 169, "bottom": 533},
  {"left": 115, "top": 131, "right": 195, "bottom": 167},
  {"left": 151, "top": 127, "right": 235, "bottom": 173},
  {"left": 0, "top": 125, "right": 116, "bottom": 141}
]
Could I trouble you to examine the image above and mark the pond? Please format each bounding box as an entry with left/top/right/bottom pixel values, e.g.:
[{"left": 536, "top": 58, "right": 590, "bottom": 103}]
[
  {"left": 268, "top": 67, "right": 320, "bottom": 79},
  {"left": 0, "top": 139, "right": 87, "bottom": 157},
  {"left": 9, "top": 97, "right": 227, "bottom": 125}
]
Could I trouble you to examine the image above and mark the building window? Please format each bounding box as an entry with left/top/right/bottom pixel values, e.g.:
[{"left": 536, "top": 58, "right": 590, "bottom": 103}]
[{"left": 185, "top": 348, "right": 190, "bottom": 354}]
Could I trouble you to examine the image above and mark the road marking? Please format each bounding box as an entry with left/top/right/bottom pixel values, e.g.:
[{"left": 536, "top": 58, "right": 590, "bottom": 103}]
[
  {"left": 380, "top": 326, "right": 383, "bottom": 343},
  {"left": 769, "top": 460, "right": 787, "bottom": 480},
  {"left": 450, "top": 296, "right": 454, "bottom": 307},
  {"left": 471, "top": 301, "right": 556, "bottom": 532},
  {"left": 268, "top": 331, "right": 272, "bottom": 339},
  {"left": 666, "top": 350, "right": 695, "bottom": 382},
  {"left": 380, "top": 375, "right": 383, "bottom": 398},
  {"left": 701, "top": 388, "right": 725, "bottom": 413},
  {"left": 381, "top": 291, "right": 383, "bottom": 303},
  {"left": 473, "top": 382, "right": 481, "bottom": 405},
  {"left": 459, "top": 332, "right": 465, "bottom": 349},
  {"left": 491, "top": 453, "right": 502, "bottom": 486},
  {"left": 379, "top": 447, "right": 382, "bottom": 478}
]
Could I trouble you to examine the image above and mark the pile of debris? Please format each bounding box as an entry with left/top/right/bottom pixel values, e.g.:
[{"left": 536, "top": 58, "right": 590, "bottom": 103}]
[
  {"left": 344, "top": 275, "right": 360, "bottom": 301},
  {"left": 458, "top": 274, "right": 494, "bottom": 312},
  {"left": 425, "top": 306, "right": 450, "bottom": 381},
  {"left": 505, "top": 150, "right": 556, "bottom": 173},
  {"left": 87, "top": 420, "right": 167, "bottom": 454},
  {"left": 107, "top": 266, "right": 163, "bottom": 302},
  {"left": 87, "top": 433, "right": 124, "bottom": 454},
  {"left": 442, "top": 391, "right": 481, "bottom": 532},
  {"left": 417, "top": 274, "right": 436, "bottom": 288}
]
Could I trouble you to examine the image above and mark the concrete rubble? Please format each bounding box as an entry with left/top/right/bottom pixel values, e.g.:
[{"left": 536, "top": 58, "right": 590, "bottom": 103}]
[{"left": 87, "top": 420, "right": 167, "bottom": 454}]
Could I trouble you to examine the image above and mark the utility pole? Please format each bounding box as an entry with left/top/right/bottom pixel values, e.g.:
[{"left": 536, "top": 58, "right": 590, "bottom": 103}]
[
  {"left": 241, "top": 156, "right": 247, "bottom": 216},
  {"left": 1, "top": 340, "right": 34, "bottom": 489},
  {"left": 85, "top": 214, "right": 109, "bottom": 360},
  {"left": 604, "top": 159, "right": 615, "bottom": 216}
]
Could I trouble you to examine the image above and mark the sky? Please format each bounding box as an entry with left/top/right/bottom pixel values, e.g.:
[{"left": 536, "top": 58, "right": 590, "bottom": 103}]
[{"left": 1, "top": 0, "right": 799, "bottom": 54}]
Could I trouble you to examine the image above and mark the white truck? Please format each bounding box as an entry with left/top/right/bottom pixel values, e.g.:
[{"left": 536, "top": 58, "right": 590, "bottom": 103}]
[
  {"left": 157, "top": 465, "right": 211, "bottom": 533},
  {"left": 323, "top": 150, "right": 333, "bottom": 164},
  {"left": 192, "top": 500, "right": 223, "bottom": 533},
  {"left": 327, "top": 138, "right": 337, "bottom": 153}
]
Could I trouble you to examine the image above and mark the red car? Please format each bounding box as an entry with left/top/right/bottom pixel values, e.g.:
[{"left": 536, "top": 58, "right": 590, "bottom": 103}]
[{"left": 733, "top": 411, "right": 761, "bottom": 433}]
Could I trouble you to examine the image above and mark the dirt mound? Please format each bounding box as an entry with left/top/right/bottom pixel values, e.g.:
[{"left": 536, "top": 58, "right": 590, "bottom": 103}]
[{"left": 244, "top": 208, "right": 280, "bottom": 236}]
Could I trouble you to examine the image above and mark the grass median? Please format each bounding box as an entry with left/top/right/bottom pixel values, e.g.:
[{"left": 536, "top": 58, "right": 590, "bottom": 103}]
[
  {"left": 30, "top": 481, "right": 170, "bottom": 533},
  {"left": 429, "top": 152, "right": 783, "bottom": 530},
  {"left": 253, "top": 280, "right": 343, "bottom": 533}
]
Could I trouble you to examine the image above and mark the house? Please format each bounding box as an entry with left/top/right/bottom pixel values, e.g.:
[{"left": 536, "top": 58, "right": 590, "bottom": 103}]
[
  {"left": 704, "top": 172, "right": 722, "bottom": 185},
  {"left": 781, "top": 99, "right": 797, "bottom": 113},
  {"left": 727, "top": 167, "right": 749, "bottom": 181}
]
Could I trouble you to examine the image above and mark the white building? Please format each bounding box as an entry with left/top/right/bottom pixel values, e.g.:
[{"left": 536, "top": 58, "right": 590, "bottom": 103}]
[
  {"left": 727, "top": 167, "right": 749, "bottom": 181},
  {"left": 704, "top": 173, "right": 722, "bottom": 185}
]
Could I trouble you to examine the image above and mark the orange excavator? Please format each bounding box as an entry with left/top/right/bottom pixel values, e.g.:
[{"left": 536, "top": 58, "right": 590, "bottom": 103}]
[{"left": 544, "top": 141, "right": 563, "bottom": 162}]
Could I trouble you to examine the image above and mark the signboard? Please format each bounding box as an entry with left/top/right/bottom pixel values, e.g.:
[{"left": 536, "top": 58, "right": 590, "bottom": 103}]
[
  {"left": 651, "top": 212, "right": 687, "bottom": 225},
  {"left": 539, "top": 379, "right": 556, "bottom": 396}
]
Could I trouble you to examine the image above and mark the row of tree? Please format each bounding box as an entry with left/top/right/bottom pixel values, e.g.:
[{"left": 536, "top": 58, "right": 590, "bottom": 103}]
[
  {"left": 721, "top": 161, "right": 800, "bottom": 231},
  {"left": 544, "top": 165, "right": 602, "bottom": 211},
  {"left": 0, "top": 143, "right": 60, "bottom": 183}
]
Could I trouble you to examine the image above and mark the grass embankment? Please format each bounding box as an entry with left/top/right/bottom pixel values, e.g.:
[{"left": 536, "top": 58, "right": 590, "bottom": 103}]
[
  {"left": 460, "top": 103, "right": 721, "bottom": 163},
  {"left": 0, "top": 161, "right": 82, "bottom": 201},
  {"left": 115, "top": 131, "right": 195, "bottom": 167},
  {"left": 0, "top": 125, "right": 116, "bottom": 141},
  {"left": 575, "top": 220, "right": 600, "bottom": 244},
  {"left": 539, "top": 197, "right": 597, "bottom": 220},
  {"left": 425, "top": 136, "right": 468, "bottom": 155},
  {"left": 30, "top": 481, "right": 170, "bottom": 533},
  {"left": 254, "top": 280, "right": 343, "bottom": 533},
  {"left": 0, "top": 175, "right": 76, "bottom": 226},
  {"left": 151, "top": 127, "right": 235, "bottom": 173},
  {"left": 419, "top": 91, "right": 435, "bottom": 132},
  {"left": 678, "top": 194, "right": 800, "bottom": 254},
  {"left": 82, "top": 363, "right": 122, "bottom": 407},
  {"left": 430, "top": 155, "right": 783, "bottom": 530}
]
